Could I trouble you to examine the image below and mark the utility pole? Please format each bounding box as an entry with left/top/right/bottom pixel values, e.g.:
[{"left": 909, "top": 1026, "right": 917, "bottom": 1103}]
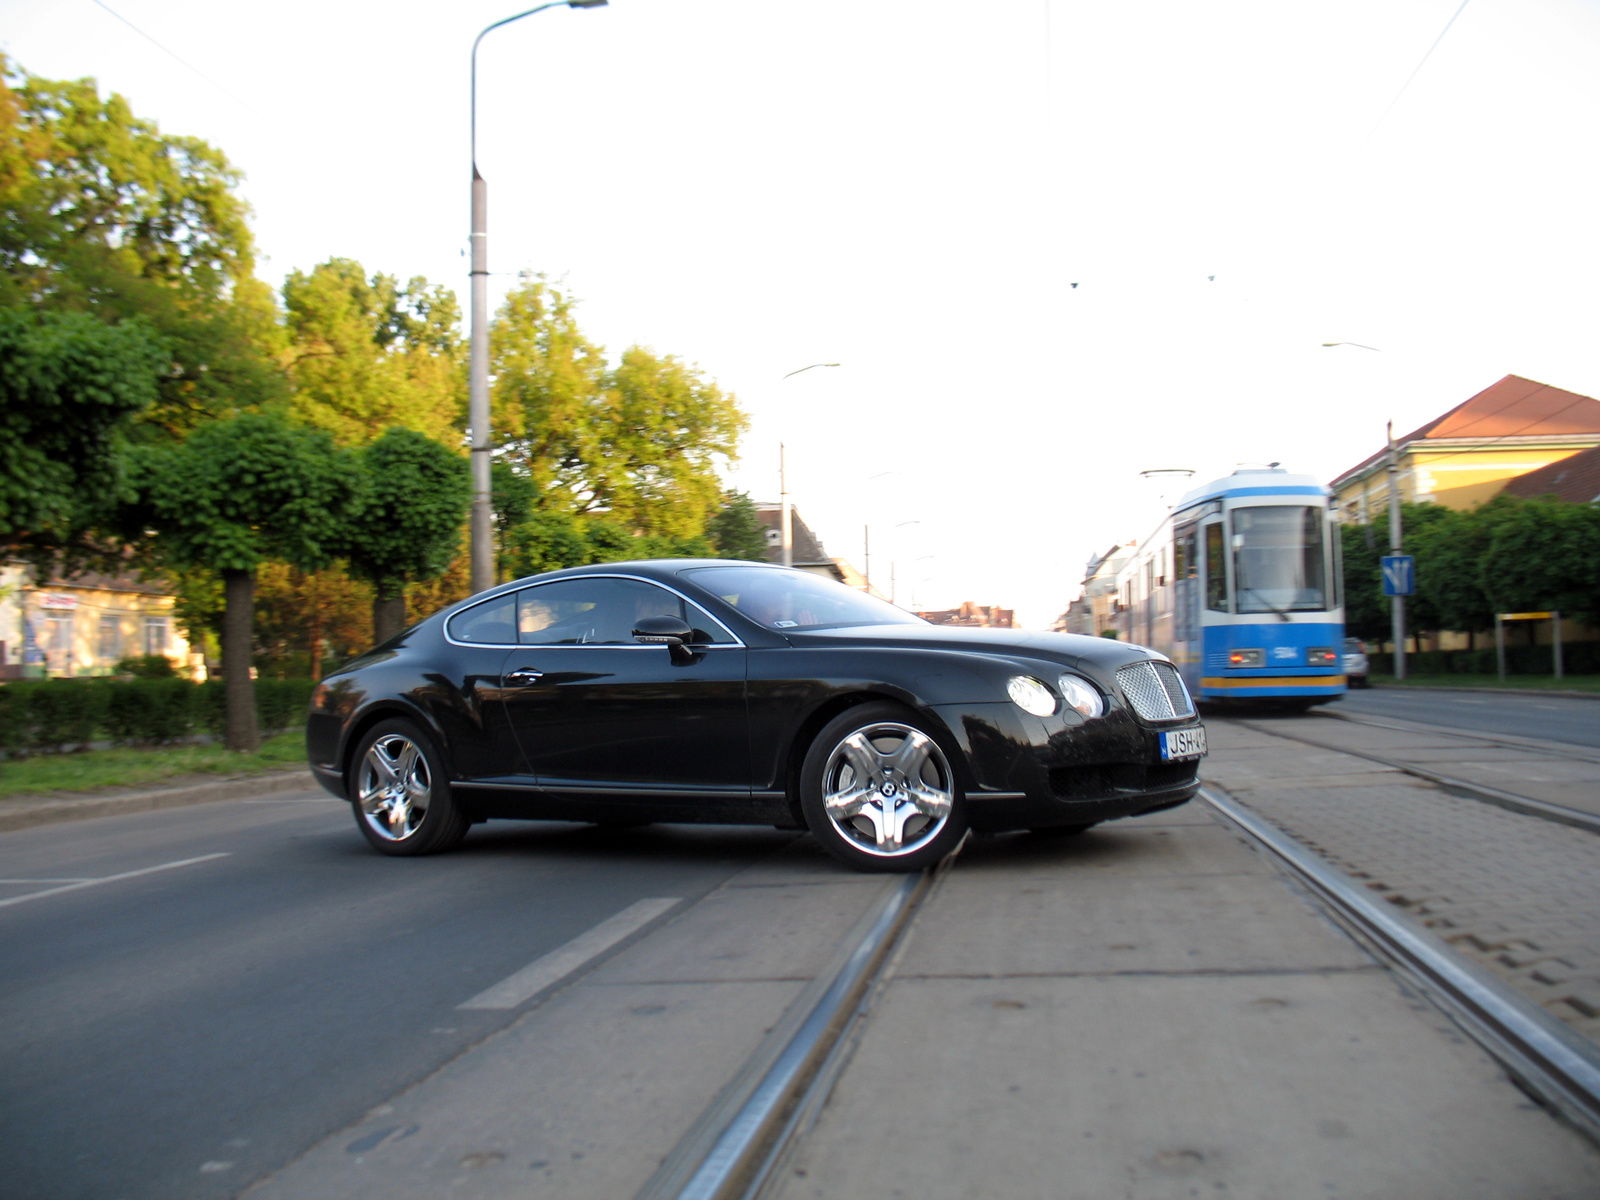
[
  {"left": 1386, "top": 420, "right": 1406, "bottom": 681},
  {"left": 468, "top": 0, "right": 608, "bottom": 595}
]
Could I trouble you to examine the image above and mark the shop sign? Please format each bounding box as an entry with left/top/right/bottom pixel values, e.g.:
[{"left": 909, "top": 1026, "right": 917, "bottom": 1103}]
[{"left": 37, "top": 593, "right": 78, "bottom": 610}]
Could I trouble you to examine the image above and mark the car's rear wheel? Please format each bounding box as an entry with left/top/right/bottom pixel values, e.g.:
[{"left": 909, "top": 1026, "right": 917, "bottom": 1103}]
[
  {"left": 350, "top": 719, "right": 468, "bottom": 856},
  {"left": 800, "top": 702, "right": 967, "bottom": 873}
]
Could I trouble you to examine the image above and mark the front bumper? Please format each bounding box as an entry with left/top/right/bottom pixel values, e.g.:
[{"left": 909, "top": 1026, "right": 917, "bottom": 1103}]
[
  {"left": 930, "top": 700, "right": 1203, "bottom": 833},
  {"left": 310, "top": 760, "right": 348, "bottom": 800}
]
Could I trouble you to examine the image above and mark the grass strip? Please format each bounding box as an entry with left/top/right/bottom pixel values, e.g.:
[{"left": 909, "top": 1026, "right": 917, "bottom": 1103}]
[
  {"left": 1368, "top": 673, "right": 1600, "bottom": 693},
  {"left": 0, "top": 731, "right": 306, "bottom": 800}
]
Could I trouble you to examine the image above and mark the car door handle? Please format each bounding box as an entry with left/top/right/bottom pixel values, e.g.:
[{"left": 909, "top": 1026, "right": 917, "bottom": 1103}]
[{"left": 502, "top": 669, "right": 545, "bottom": 687}]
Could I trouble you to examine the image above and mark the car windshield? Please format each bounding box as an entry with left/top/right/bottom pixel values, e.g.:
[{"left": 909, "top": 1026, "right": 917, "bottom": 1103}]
[
  {"left": 1231, "top": 505, "right": 1327, "bottom": 614},
  {"left": 683, "top": 566, "right": 925, "bottom": 631}
]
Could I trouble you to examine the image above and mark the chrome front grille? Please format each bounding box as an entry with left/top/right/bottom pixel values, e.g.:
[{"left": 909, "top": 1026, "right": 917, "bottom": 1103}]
[{"left": 1116, "top": 661, "right": 1195, "bottom": 721}]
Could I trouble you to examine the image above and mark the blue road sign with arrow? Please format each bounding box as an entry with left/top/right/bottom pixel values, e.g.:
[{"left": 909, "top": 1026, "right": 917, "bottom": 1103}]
[{"left": 1381, "top": 555, "right": 1415, "bottom": 596}]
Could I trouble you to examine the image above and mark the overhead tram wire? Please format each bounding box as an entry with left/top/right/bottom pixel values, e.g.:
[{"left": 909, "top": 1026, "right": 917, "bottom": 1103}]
[
  {"left": 1364, "top": 0, "right": 1473, "bottom": 142},
  {"left": 84, "top": 0, "right": 269, "bottom": 121}
]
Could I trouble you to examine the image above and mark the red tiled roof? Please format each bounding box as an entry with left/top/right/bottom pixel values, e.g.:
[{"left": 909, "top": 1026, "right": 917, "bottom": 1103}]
[
  {"left": 1501, "top": 444, "right": 1600, "bottom": 504},
  {"left": 1332, "top": 375, "right": 1600, "bottom": 486}
]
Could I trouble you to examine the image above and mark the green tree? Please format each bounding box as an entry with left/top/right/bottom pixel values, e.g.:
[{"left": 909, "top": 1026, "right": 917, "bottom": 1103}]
[
  {"left": 706, "top": 490, "right": 769, "bottom": 561},
  {"left": 0, "top": 57, "right": 285, "bottom": 432},
  {"left": 1478, "top": 495, "right": 1600, "bottom": 626},
  {"left": 1410, "top": 505, "right": 1494, "bottom": 645},
  {"left": 283, "top": 259, "right": 464, "bottom": 446},
  {"left": 342, "top": 428, "right": 472, "bottom": 643},
  {"left": 1338, "top": 503, "right": 1445, "bottom": 646},
  {"left": 490, "top": 277, "right": 747, "bottom": 534},
  {"left": 0, "top": 308, "right": 167, "bottom": 556},
  {"left": 128, "top": 413, "right": 354, "bottom": 750}
]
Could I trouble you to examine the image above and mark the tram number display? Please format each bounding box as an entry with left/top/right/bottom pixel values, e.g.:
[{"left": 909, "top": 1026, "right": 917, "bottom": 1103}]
[{"left": 1160, "top": 727, "right": 1207, "bottom": 761}]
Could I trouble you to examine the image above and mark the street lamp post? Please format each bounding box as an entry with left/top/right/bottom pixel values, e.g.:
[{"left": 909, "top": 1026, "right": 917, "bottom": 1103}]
[
  {"left": 776, "top": 364, "right": 839, "bottom": 568},
  {"left": 469, "top": 0, "right": 608, "bottom": 595}
]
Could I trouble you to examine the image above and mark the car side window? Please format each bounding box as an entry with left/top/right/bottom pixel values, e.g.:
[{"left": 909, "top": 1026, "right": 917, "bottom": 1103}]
[
  {"left": 517, "top": 578, "right": 737, "bottom": 646},
  {"left": 447, "top": 594, "right": 517, "bottom": 644}
]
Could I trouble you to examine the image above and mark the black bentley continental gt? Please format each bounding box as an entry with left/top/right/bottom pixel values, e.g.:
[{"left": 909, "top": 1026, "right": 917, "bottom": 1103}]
[{"left": 306, "top": 560, "right": 1206, "bottom": 872}]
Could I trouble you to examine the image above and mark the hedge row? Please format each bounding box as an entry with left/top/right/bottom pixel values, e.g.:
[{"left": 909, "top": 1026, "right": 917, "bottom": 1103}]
[
  {"left": 0, "top": 678, "right": 316, "bottom": 756},
  {"left": 1366, "top": 641, "right": 1600, "bottom": 678}
]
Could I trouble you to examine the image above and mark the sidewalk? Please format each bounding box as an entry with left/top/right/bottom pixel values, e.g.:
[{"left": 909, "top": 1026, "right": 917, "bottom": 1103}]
[{"left": 768, "top": 803, "right": 1600, "bottom": 1199}]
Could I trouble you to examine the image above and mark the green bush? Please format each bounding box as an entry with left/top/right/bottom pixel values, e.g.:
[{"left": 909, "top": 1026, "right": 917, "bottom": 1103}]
[
  {"left": 0, "top": 678, "right": 316, "bottom": 756},
  {"left": 258, "top": 679, "right": 315, "bottom": 736},
  {"left": 1368, "top": 641, "right": 1600, "bottom": 677},
  {"left": 104, "top": 678, "right": 196, "bottom": 744},
  {"left": 115, "top": 654, "right": 177, "bottom": 679}
]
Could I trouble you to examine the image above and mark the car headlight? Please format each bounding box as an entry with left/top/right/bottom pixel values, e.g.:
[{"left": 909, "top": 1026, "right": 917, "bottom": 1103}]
[
  {"left": 1057, "top": 674, "right": 1104, "bottom": 719},
  {"left": 1007, "top": 675, "right": 1057, "bottom": 716}
]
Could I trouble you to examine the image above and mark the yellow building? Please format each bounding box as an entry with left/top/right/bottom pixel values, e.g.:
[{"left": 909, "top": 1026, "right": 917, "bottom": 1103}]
[
  {"left": 0, "top": 563, "right": 198, "bottom": 680},
  {"left": 1330, "top": 375, "right": 1600, "bottom": 521}
]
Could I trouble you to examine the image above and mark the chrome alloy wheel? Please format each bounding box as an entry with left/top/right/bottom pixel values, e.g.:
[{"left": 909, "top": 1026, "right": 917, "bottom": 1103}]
[
  {"left": 357, "top": 733, "right": 432, "bottom": 842},
  {"left": 821, "top": 722, "right": 955, "bottom": 857}
]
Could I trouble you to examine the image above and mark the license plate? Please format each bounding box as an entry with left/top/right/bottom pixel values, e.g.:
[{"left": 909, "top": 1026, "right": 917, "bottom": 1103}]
[{"left": 1160, "top": 726, "right": 1207, "bottom": 760}]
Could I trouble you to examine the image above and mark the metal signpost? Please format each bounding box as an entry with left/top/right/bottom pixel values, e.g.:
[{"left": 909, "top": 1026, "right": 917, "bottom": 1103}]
[
  {"left": 1495, "top": 611, "right": 1563, "bottom": 682},
  {"left": 1384, "top": 422, "right": 1407, "bottom": 680},
  {"left": 1380, "top": 553, "right": 1414, "bottom": 680}
]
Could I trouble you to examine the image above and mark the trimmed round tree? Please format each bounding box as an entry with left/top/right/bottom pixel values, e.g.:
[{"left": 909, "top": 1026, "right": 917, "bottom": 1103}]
[
  {"left": 131, "top": 413, "right": 353, "bottom": 750},
  {"left": 344, "top": 428, "right": 471, "bottom": 644}
]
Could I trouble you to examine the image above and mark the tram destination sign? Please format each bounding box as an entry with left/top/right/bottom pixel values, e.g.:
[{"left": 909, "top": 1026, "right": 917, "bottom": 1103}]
[{"left": 1380, "top": 555, "right": 1415, "bottom": 596}]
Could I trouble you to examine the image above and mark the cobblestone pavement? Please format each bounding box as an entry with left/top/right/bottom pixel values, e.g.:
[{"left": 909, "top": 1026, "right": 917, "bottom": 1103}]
[{"left": 1202, "top": 718, "right": 1600, "bottom": 1042}]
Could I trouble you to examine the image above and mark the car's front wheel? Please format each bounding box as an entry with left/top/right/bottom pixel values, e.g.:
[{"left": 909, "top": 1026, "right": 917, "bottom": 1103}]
[
  {"left": 350, "top": 718, "right": 469, "bottom": 856},
  {"left": 800, "top": 702, "right": 967, "bottom": 872}
]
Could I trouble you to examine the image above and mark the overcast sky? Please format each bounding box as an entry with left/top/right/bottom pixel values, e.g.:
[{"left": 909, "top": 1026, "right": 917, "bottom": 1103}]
[{"left": 6, "top": 0, "right": 1600, "bottom": 624}]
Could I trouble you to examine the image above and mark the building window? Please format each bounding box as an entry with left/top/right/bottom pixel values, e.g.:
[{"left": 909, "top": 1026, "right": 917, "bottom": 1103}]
[
  {"left": 100, "top": 614, "right": 121, "bottom": 663},
  {"left": 144, "top": 616, "right": 171, "bottom": 658}
]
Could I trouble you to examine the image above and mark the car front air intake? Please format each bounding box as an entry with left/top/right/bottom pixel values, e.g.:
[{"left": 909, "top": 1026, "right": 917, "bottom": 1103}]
[{"left": 1116, "top": 661, "right": 1195, "bottom": 721}]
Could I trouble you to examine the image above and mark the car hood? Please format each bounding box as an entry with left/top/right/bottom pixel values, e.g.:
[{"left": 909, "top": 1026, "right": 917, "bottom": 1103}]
[{"left": 780, "top": 624, "right": 1163, "bottom": 672}]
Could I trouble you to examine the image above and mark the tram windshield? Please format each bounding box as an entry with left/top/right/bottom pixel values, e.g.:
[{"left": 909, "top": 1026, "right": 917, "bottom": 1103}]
[{"left": 1231, "top": 506, "right": 1327, "bottom": 614}]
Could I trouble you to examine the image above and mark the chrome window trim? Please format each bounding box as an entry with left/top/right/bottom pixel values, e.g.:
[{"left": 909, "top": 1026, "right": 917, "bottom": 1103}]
[{"left": 443, "top": 573, "right": 747, "bottom": 650}]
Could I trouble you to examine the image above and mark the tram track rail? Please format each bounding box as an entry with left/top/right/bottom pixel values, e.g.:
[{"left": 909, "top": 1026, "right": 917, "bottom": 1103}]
[
  {"left": 1316, "top": 707, "right": 1600, "bottom": 766},
  {"left": 1232, "top": 718, "right": 1600, "bottom": 836},
  {"left": 634, "top": 864, "right": 939, "bottom": 1200},
  {"left": 1201, "top": 784, "right": 1600, "bottom": 1147}
]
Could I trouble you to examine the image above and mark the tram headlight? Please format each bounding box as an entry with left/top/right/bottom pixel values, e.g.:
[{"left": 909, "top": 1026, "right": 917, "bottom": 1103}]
[
  {"left": 1307, "top": 647, "right": 1337, "bottom": 666},
  {"left": 1229, "top": 648, "right": 1264, "bottom": 667},
  {"left": 1007, "top": 675, "right": 1058, "bottom": 717},
  {"left": 1057, "top": 674, "right": 1104, "bottom": 719}
]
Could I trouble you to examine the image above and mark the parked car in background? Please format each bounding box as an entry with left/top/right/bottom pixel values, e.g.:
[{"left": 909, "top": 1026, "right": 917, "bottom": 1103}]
[{"left": 1344, "top": 637, "right": 1370, "bottom": 687}]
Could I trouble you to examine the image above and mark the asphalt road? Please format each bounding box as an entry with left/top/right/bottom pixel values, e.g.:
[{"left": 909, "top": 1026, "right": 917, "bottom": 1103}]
[
  {"left": 0, "top": 790, "right": 794, "bottom": 1200},
  {"left": 1333, "top": 686, "right": 1598, "bottom": 746}
]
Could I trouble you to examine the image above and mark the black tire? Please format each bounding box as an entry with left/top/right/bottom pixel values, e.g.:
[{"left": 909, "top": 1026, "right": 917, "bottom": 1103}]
[
  {"left": 349, "top": 718, "right": 469, "bottom": 856},
  {"left": 1029, "top": 822, "right": 1097, "bottom": 838},
  {"left": 799, "top": 702, "right": 968, "bottom": 873}
]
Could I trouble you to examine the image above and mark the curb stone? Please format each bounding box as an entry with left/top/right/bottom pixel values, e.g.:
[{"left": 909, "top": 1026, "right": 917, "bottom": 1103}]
[
  {"left": 0, "top": 769, "right": 321, "bottom": 833},
  {"left": 1367, "top": 683, "right": 1600, "bottom": 701}
]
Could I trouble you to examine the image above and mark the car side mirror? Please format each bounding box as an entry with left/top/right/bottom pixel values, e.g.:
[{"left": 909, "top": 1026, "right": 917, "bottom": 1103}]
[{"left": 633, "top": 615, "right": 696, "bottom": 664}]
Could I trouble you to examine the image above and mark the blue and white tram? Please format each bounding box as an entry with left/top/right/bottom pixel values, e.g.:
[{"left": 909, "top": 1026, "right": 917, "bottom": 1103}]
[{"left": 1111, "top": 467, "right": 1346, "bottom": 707}]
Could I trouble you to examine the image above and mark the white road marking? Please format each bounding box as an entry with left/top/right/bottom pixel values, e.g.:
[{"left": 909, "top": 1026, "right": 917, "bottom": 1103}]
[
  {"left": 0, "top": 878, "right": 91, "bottom": 884},
  {"left": 457, "top": 896, "right": 682, "bottom": 1011},
  {"left": 0, "top": 853, "right": 231, "bottom": 910}
]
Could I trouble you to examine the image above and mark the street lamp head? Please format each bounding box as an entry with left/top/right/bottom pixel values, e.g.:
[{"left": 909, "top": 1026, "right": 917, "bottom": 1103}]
[{"left": 568, "top": 0, "right": 608, "bottom": 6}]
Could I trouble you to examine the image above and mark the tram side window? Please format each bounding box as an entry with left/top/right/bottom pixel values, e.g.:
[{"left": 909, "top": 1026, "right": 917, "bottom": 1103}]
[{"left": 1204, "top": 523, "right": 1228, "bottom": 611}]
